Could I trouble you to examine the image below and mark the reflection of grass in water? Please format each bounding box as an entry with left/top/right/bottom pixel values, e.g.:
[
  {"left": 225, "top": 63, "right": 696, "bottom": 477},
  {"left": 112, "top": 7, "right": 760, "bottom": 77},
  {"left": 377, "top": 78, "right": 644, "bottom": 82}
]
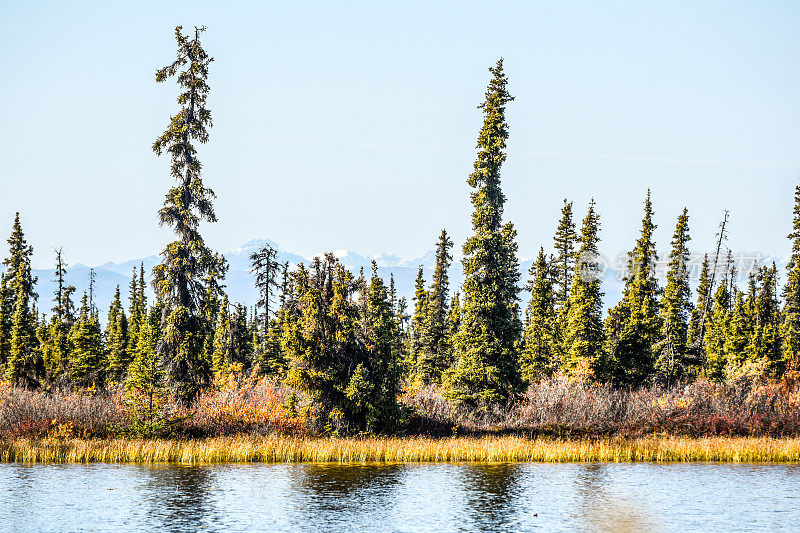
[{"left": 2, "top": 436, "right": 800, "bottom": 464}]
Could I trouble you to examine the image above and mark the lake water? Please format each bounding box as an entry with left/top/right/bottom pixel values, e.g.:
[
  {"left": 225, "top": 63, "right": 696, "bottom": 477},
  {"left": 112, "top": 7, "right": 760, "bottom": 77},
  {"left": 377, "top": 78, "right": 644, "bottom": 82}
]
[{"left": 0, "top": 462, "right": 798, "bottom": 532}]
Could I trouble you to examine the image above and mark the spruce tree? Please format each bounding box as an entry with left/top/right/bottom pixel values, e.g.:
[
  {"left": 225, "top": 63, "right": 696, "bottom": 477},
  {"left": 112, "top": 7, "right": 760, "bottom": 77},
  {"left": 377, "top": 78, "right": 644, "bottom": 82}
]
[
  {"left": 447, "top": 292, "right": 462, "bottom": 344},
  {"left": 388, "top": 274, "right": 397, "bottom": 319},
  {"left": 704, "top": 284, "right": 731, "bottom": 379},
  {"left": 407, "top": 266, "right": 428, "bottom": 372},
  {"left": 552, "top": 199, "right": 578, "bottom": 312},
  {"left": 3, "top": 213, "right": 38, "bottom": 384},
  {"left": 127, "top": 266, "right": 143, "bottom": 360},
  {"left": 725, "top": 289, "right": 750, "bottom": 373},
  {"left": 688, "top": 254, "right": 711, "bottom": 349},
  {"left": 445, "top": 59, "right": 522, "bottom": 406},
  {"left": 356, "top": 263, "right": 404, "bottom": 433},
  {"left": 151, "top": 26, "right": 219, "bottom": 402},
  {"left": 68, "top": 293, "right": 104, "bottom": 388},
  {"left": 250, "top": 244, "right": 280, "bottom": 368},
  {"left": 211, "top": 295, "right": 231, "bottom": 380},
  {"left": 230, "top": 303, "right": 253, "bottom": 373},
  {"left": 51, "top": 247, "right": 75, "bottom": 322},
  {"left": 605, "top": 190, "right": 662, "bottom": 387},
  {"left": 418, "top": 230, "right": 453, "bottom": 384},
  {"left": 40, "top": 249, "right": 75, "bottom": 383},
  {"left": 282, "top": 255, "right": 383, "bottom": 434},
  {"left": 746, "top": 264, "right": 783, "bottom": 375},
  {"left": 105, "top": 286, "right": 130, "bottom": 381},
  {"left": 250, "top": 244, "right": 281, "bottom": 330},
  {"left": 656, "top": 208, "right": 692, "bottom": 384},
  {"left": 783, "top": 180, "right": 800, "bottom": 360},
  {"left": 200, "top": 252, "right": 228, "bottom": 375},
  {"left": 520, "top": 248, "right": 558, "bottom": 382},
  {"left": 0, "top": 274, "right": 10, "bottom": 372},
  {"left": 563, "top": 200, "right": 605, "bottom": 378},
  {"left": 126, "top": 303, "right": 168, "bottom": 435}
]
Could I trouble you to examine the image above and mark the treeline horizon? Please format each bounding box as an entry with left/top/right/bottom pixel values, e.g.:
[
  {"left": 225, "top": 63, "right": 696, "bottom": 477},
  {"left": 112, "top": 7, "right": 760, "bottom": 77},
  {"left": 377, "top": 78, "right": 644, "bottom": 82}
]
[{"left": 2, "top": 26, "right": 799, "bottom": 436}]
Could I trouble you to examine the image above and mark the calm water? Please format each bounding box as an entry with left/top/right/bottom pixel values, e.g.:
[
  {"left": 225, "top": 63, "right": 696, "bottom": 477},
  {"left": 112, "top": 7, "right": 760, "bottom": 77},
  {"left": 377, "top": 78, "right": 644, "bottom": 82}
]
[{"left": 0, "top": 462, "right": 798, "bottom": 532}]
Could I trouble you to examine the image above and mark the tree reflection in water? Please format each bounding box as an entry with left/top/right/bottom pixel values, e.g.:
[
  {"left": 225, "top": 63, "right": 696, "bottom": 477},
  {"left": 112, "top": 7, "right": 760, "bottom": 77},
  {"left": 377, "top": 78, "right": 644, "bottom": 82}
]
[
  {"left": 457, "top": 463, "right": 525, "bottom": 531},
  {"left": 286, "top": 463, "right": 406, "bottom": 529},
  {"left": 143, "top": 465, "right": 218, "bottom": 532}
]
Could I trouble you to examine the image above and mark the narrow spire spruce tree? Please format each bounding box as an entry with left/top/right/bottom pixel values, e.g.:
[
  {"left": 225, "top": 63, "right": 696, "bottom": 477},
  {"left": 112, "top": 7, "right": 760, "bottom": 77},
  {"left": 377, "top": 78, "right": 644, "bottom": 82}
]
[
  {"left": 656, "top": 208, "right": 692, "bottom": 384},
  {"left": 521, "top": 248, "right": 558, "bottom": 382},
  {"left": 418, "top": 229, "right": 453, "bottom": 384},
  {"left": 605, "top": 190, "right": 662, "bottom": 387},
  {"left": 445, "top": 59, "right": 522, "bottom": 406},
  {"left": 563, "top": 200, "right": 605, "bottom": 378},
  {"left": 783, "top": 180, "right": 800, "bottom": 360},
  {"left": 3, "top": 213, "right": 38, "bottom": 384}
]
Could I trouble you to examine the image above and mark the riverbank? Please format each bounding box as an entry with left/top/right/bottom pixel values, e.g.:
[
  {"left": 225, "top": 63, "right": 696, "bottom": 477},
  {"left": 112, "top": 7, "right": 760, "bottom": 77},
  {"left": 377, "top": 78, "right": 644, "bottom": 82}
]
[{"left": 3, "top": 435, "right": 800, "bottom": 464}]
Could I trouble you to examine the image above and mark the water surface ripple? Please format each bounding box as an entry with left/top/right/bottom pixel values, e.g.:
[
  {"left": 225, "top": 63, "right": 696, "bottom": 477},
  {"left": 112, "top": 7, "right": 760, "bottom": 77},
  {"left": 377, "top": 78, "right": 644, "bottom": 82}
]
[{"left": 1, "top": 462, "right": 797, "bottom": 532}]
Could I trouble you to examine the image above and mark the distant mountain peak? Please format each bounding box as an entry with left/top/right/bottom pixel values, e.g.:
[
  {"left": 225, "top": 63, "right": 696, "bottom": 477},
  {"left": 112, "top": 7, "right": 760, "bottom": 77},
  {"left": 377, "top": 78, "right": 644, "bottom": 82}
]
[{"left": 229, "top": 238, "right": 287, "bottom": 255}]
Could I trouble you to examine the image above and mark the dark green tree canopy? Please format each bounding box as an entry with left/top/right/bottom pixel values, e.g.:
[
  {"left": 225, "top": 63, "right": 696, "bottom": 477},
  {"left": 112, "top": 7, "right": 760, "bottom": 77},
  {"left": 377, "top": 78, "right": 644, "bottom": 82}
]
[
  {"left": 446, "top": 59, "right": 522, "bottom": 406},
  {"left": 152, "top": 25, "right": 217, "bottom": 313}
]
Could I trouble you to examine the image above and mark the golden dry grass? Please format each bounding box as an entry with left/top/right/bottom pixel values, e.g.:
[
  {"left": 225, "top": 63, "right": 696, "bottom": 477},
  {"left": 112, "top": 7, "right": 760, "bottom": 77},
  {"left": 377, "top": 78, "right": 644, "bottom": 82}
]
[{"left": 2, "top": 435, "right": 800, "bottom": 464}]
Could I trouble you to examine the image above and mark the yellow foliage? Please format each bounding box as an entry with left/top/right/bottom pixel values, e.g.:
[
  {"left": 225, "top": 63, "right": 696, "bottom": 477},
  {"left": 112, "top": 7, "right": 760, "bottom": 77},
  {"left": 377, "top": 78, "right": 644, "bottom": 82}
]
[{"left": 2, "top": 436, "right": 800, "bottom": 464}]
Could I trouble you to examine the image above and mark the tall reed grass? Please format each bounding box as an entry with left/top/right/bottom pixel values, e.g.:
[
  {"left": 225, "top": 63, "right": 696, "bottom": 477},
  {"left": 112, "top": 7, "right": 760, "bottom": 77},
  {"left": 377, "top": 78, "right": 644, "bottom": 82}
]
[{"left": 2, "top": 436, "right": 799, "bottom": 464}]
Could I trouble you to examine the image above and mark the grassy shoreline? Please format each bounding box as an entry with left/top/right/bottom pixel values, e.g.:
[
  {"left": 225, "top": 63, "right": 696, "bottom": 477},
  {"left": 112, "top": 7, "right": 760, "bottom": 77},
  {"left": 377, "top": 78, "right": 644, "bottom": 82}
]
[{"left": 2, "top": 436, "right": 800, "bottom": 464}]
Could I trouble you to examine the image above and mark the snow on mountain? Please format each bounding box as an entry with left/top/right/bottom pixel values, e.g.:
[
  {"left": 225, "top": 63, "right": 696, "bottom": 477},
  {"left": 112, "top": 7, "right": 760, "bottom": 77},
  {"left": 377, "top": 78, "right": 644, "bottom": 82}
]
[
  {"left": 370, "top": 252, "right": 411, "bottom": 268},
  {"left": 226, "top": 238, "right": 306, "bottom": 272},
  {"left": 18, "top": 238, "right": 629, "bottom": 325}
]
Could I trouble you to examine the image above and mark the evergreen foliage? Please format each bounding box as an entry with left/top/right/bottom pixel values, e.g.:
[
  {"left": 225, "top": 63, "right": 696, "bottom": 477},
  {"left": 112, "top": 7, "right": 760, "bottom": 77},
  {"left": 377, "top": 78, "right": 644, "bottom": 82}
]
[
  {"left": 553, "top": 199, "right": 578, "bottom": 311},
  {"left": 282, "top": 255, "right": 402, "bottom": 434},
  {"left": 105, "top": 285, "right": 129, "bottom": 381},
  {"left": 562, "top": 200, "right": 605, "bottom": 379},
  {"left": 151, "top": 26, "right": 219, "bottom": 403},
  {"left": 605, "top": 190, "right": 662, "bottom": 387},
  {"left": 521, "top": 248, "right": 558, "bottom": 382},
  {"left": 783, "top": 180, "right": 800, "bottom": 360},
  {"left": 3, "top": 213, "right": 38, "bottom": 384},
  {"left": 656, "top": 208, "right": 693, "bottom": 383},
  {"left": 704, "top": 284, "right": 731, "bottom": 379},
  {"left": 68, "top": 293, "right": 104, "bottom": 387},
  {"left": 124, "top": 303, "right": 171, "bottom": 437},
  {"left": 445, "top": 59, "right": 522, "bottom": 406},
  {"left": 408, "top": 265, "right": 428, "bottom": 370},
  {"left": 745, "top": 264, "right": 783, "bottom": 376},
  {"left": 5, "top": 41, "right": 800, "bottom": 437},
  {"left": 688, "top": 254, "right": 711, "bottom": 349},
  {"left": 417, "top": 230, "right": 453, "bottom": 384}
]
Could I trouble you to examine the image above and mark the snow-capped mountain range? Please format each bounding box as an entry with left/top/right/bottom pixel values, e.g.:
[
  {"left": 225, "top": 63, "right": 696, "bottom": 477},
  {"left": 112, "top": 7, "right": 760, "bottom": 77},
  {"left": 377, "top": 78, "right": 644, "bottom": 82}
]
[{"left": 12, "top": 238, "right": 625, "bottom": 324}]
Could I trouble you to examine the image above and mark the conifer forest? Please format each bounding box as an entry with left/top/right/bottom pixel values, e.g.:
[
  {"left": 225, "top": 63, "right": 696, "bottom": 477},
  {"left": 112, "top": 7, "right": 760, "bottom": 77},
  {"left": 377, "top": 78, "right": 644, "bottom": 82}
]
[{"left": 2, "top": 26, "right": 800, "bottom": 440}]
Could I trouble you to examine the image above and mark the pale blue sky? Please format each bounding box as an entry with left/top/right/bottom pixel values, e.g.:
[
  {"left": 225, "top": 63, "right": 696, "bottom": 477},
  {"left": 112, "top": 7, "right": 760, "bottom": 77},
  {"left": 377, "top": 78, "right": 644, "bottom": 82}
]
[{"left": 2, "top": 1, "right": 799, "bottom": 271}]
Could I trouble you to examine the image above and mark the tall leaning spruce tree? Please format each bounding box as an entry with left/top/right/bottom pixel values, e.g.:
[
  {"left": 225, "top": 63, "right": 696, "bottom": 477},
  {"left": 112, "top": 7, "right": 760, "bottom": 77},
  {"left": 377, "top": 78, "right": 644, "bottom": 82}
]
[
  {"left": 445, "top": 59, "right": 522, "bottom": 406},
  {"left": 151, "top": 26, "right": 220, "bottom": 402}
]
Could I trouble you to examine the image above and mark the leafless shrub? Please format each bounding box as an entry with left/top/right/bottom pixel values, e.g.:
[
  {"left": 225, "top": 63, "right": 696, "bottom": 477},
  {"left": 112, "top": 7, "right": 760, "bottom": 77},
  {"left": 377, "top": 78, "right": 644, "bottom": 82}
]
[
  {"left": 402, "top": 374, "right": 800, "bottom": 437},
  {"left": 0, "top": 383, "right": 124, "bottom": 437},
  {"left": 3, "top": 373, "right": 798, "bottom": 438}
]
